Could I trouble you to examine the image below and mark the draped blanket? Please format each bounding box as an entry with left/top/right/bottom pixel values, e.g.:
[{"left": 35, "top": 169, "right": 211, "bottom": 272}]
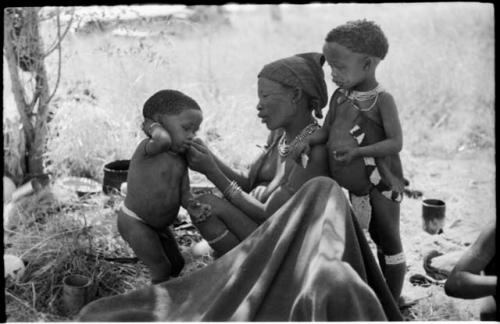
[{"left": 79, "top": 176, "right": 402, "bottom": 321}]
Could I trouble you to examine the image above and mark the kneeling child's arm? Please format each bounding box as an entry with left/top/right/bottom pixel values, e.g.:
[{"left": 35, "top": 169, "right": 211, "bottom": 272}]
[{"left": 142, "top": 118, "right": 172, "bottom": 156}]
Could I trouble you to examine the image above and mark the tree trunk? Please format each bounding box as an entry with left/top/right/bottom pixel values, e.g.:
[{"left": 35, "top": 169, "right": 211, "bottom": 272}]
[{"left": 4, "top": 7, "right": 51, "bottom": 183}]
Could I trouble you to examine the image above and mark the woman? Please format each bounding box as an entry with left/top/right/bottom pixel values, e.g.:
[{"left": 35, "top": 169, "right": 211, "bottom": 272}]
[
  {"left": 186, "top": 52, "right": 330, "bottom": 255},
  {"left": 78, "top": 53, "right": 402, "bottom": 321}
]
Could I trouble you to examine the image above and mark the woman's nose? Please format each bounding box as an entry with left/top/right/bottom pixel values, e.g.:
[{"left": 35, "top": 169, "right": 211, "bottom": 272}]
[{"left": 256, "top": 103, "right": 263, "bottom": 111}]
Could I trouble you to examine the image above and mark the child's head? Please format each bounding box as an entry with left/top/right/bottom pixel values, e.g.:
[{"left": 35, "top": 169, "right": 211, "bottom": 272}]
[
  {"left": 143, "top": 89, "right": 203, "bottom": 153},
  {"left": 323, "top": 20, "right": 388, "bottom": 89}
]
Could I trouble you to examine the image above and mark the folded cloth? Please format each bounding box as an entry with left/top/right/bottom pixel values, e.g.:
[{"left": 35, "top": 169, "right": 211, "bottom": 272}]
[
  {"left": 258, "top": 52, "right": 329, "bottom": 116},
  {"left": 350, "top": 193, "right": 372, "bottom": 230},
  {"left": 78, "top": 177, "right": 402, "bottom": 321}
]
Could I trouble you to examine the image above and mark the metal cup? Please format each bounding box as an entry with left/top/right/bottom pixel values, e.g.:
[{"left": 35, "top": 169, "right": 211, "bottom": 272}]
[
  {"left": 422, "top": 199, "right": 446, "bottom": 235},
  {"left": 62, "top": 274, "right": 93, "bottom": 316}
]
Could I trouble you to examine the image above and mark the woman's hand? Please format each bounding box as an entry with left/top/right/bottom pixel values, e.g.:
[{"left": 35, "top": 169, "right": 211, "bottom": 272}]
[{"left": 187, "top": 139, "right": 217, "bottom": 176}]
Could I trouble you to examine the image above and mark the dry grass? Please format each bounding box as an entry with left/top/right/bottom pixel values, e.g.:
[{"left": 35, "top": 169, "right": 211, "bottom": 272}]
[
  {"left": 26, "top": 3, "right": 492, "bottom": 181},
  {"left": 2, "top": 3, "right": 495, "bottom": 322},
  {"left": 4, "top": 182, "right": 211, "bottom": 321}
]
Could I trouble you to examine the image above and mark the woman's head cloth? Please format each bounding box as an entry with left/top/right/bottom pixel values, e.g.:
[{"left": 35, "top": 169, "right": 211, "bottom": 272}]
[{"left": 258, "top": 52, "right": 328, "bottom": 118}]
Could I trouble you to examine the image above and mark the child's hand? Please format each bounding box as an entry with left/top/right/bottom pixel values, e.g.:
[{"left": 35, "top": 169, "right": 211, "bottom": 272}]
[
  {"left": 143, "top": 119, "right": 172, "bottom": 153},
  {"left": 290, "top": 141, "right": 311, "bottom": 167},
  {"left": 142, "top": 118, "right": 155, "bottom": 137},
  {"left": 151, "top": 126, "right": 172, "bottom": 149},
  {"left": 333, "top": 146, "right": 359, "bottom": 164}
]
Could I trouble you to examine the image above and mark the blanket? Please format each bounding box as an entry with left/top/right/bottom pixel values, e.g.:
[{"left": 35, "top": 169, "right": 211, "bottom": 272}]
[{"left": 78, "top": 176, "right": 402, "bottom": 321}]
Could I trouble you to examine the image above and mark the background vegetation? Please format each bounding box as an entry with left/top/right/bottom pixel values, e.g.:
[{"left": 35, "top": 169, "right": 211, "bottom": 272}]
[{"left": 3, "top": 3, "right": 494, "bottom": 321}]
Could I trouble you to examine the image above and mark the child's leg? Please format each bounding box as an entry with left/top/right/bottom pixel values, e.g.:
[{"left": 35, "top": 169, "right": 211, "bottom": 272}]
[
  {"left": 158, "top": 227, "right": 185, "bottom": 277},
  {"left": 117, "top": 212, "right": 174, "bottom": 284},
  {"left": 368, "top": 188, "right": 406, "bottom": 302},
  {"left": 367, "top": 223, "right": 386, "bottom": 272},
  {"left": 188, "top": 194, "right": 259, "bottom": 256}
]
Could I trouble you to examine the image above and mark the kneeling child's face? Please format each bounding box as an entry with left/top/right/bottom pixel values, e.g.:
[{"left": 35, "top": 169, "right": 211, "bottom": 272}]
[{"left": 160, "top": 109, "right": 203, "bottom": 153}]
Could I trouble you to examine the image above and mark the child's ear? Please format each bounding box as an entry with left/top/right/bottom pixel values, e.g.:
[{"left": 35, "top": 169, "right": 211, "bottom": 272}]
[
  {"left": 292, "top": 87, "right": 303, "bottom": 103},
  {"left": 362, "top": 57, "right": 372, "bottom": 71}
]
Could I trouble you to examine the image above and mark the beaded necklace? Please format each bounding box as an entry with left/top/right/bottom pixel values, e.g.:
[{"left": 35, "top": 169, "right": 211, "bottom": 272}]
[
  {"left": 278, "top": 121, "right": 320, "bottom": 157},
  {"left": 340, "top": 84, "right": 385, "bottom": 112}
]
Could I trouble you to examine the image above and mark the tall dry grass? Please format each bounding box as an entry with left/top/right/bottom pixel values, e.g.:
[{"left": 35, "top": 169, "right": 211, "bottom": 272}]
[
  {"left": 17, "top": 3, "right": 491, "bottom": 182},
  {"left": 2, "top": 4, "right": 494, "bottom": 322}
]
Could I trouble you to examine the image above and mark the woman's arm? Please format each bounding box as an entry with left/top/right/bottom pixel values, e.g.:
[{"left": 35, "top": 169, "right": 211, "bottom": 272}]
[
  {"left": 187, "top": 141, "right": 268, "bottom": 223},
  {"left": 444, "top": 224, "right": 497, "bottom": 299},
  {"left": 210, "top": 153, "right": 253, "bottom": 191},
  {"left": 189, "top": 138, "right": 264, "bottom": 192}
]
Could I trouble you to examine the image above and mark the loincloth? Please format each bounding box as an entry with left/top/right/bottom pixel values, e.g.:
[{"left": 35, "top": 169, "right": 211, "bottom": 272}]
[{"left": 350, "top": 124, "right": 403, "bottom": 203}]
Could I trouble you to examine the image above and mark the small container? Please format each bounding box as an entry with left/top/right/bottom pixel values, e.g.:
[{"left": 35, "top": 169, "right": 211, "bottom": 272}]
[
  {"left": 422, "top": 199, "right": 446, "bottom": 235},
  {"left": 11, "top": 180, "right": 34, "bottom": 202},
  {"left": 62, "top": 274, "right": 93, "bottom": 316},
  {"left": 103, "top": 160, "right": 130, "bottom": 195}
]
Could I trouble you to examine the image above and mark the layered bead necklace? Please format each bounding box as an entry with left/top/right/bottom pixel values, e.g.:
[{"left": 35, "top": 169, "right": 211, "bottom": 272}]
[
  {"left": 339, "top": 84, "right": 385, "bottom": 112},
  {"left": 278, "top": 121, "right": 320, "bottom": 157}
]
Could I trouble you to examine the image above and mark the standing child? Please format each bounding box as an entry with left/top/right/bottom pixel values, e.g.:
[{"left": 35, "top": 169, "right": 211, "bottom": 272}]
[
  {"left": 117, "top": 89, "right": 203, "bottom": 284},
  {"left": 292, "top": 20, "right": 406, "bottom": 303}
]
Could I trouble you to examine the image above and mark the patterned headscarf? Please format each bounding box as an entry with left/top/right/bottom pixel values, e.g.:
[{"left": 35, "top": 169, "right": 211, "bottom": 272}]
[{"left": 258, "top": 52, "right": 328, "bottom": 118}]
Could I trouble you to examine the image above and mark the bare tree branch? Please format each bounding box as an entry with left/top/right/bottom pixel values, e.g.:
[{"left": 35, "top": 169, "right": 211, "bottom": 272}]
[
  {"left": 43, "top": 7, "right": 74, "bottom": 58},
  {"left": 46, "top": 10, "right": 63, "bottom": 104}
]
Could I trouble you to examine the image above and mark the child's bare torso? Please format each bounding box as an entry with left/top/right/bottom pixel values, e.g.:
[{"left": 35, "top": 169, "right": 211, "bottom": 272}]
[
  {"left": 124, "top": 140, "right": 187, "bottom": 229},
  {"left": 327, "top": 95, "right": 383, "bottom": 195}
]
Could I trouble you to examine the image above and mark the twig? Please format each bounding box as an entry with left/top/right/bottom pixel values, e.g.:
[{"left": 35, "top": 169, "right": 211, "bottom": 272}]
[
  {"left": 31, "top": 282, "right": 36, "bottom": 309},
  {"left": 43, "top": 8, "right": 75, "bottom": 57},
  {"left": 99, "top": 280, "right": 122, "bottom": 295},
  {"left": 20, "top": 227, "right": 89, "bottom": 258},
  {"left": 46, "top": 10, "right": 63, "bottom": 104},
  {"left": 5, "top": 290, "right": 38, "bottom": 316},
  {"left": 432, "top": 112, "right": 449, "bottom": 129},
  {"left": 472, "top": 131, "right": 493, "bottom": 144}
]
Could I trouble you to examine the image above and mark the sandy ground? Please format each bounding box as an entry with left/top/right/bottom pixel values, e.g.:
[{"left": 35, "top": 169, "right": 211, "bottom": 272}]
[{"left": 395, "top": 148, "right": 495, "bottom": 320}]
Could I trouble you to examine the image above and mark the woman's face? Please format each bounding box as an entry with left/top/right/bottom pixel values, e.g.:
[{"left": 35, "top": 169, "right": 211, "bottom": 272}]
[{"left": 257, "top": 77, "right": 295, "bottom": 130}]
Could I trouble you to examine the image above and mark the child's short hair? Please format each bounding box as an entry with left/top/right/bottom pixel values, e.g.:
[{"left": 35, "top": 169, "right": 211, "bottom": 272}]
[
  {"left": 143, "top": 89, "right": 201, "bottom": 119},
  {"left": 325, "top": 19, "right": 388, "bottom": 60}
]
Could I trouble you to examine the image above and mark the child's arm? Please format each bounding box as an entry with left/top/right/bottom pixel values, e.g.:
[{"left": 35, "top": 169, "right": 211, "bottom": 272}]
[
  {"left": 180, "top": 171, "right": 193, "bottom": 210},
  {"left": 142, "top": 118, "right": 172, "bottom": 156},
  {"left": 289, "top": 102, "right": 333, "bottom": 163},
  {"left": 357, "top": 93, "right": 402, "bottom": 157},
  {"left": 335, "top": 93, "right": 402, "bottom": 163}
]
